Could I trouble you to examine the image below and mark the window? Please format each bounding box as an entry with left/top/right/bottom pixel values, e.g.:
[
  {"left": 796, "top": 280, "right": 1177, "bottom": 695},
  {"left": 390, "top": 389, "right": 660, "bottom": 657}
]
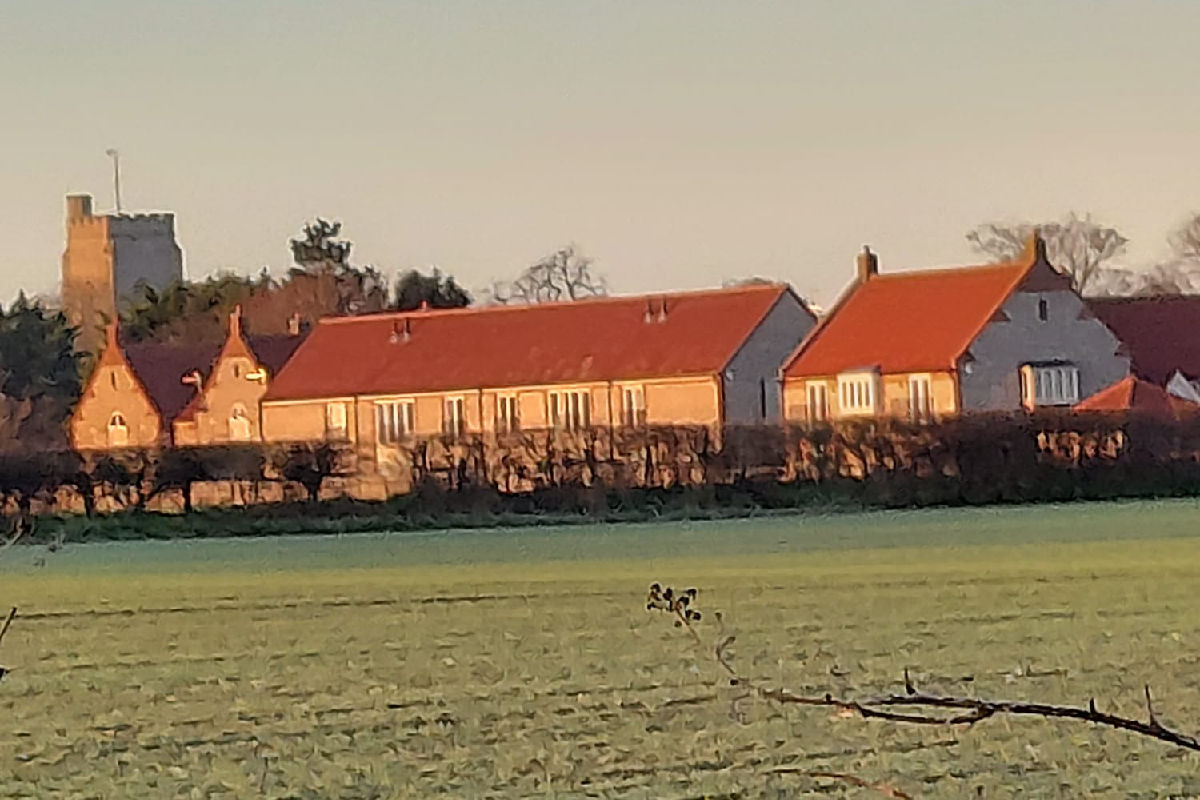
[
  {"left": 908, "top": 375, "right": 932, "bottom": 421},
  {"left": 325, "top": 402, "right": 348, "bottom": 437},
  {"left": 1037, "top": 298, "right": 1049, "bottom": 322},
  {"left": 496, "top": 395, "right": 520, "bottom": 433},
  {"left": 620, "top": 386, "right": 646, "bottom": 427},
  {"left": 759, "top": 379, "right": 769, "bottom": 419},
  {"left": 375, "top": 400, "right": 415, "bottom": 444},
  {"left": 107, "top": 412, "right": 128, "bottom": 447},
  {"left": 549, "top": 390, "right": 591, "bottom": 431},
  {"left": 836, "top": 372, "right": 877, "bottom": 415},
  {"left": 1020, "top": 364, "right": 1080, "bottom": 408},
  {"left": 443, "top": 397, "right": 466, "bottom": 437},
  {"left": 228, "top": 403, "right": 252, "bottom": 440},
  {"left": 110, "top": 371, "right": 119, "bottom": 391},
  {"left": 805, "top": 383, "right": 829, "bottom": 423}
]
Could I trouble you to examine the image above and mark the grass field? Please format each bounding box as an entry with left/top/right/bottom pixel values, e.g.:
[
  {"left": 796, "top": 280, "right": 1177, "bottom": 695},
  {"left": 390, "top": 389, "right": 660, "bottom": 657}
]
[{"left": 3, "top": 499, "right": 1200, "bottom": 797}]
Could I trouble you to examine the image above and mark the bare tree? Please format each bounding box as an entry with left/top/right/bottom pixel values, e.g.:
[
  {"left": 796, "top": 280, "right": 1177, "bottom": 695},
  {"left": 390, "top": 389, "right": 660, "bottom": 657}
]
[
  {"left": 966, "top": 213, "right": 1128, "bottom": 295},
  {"left": 1126, "top": 261, "right": 1200, "bottom": 296},
  {"left": 488, "top": 245, "right": 608, "bottom": 305},
  {"left": 1170, "top": 213, "right": 1200, "bottom": 264}
]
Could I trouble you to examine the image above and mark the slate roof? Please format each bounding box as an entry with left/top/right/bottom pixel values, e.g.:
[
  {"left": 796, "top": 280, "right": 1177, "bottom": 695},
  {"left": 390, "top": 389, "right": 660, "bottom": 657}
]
[
  {"left": 127, "top": 334, "right": 307, "bottom": 425},
  {"left": 1087, "top": 296, "right": 1200, "bottom": 385}
]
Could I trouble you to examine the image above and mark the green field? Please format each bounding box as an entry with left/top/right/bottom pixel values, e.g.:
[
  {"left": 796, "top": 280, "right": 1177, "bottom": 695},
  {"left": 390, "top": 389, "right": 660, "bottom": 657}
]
[{"left": 3, "top": 500, "right": 1200, "bottom": 797}]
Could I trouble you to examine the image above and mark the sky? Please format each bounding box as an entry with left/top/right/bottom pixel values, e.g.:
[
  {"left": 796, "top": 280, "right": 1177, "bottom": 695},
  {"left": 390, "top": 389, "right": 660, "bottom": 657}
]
[{"left": 2, "top": 0, "right": 1199, "bottom": 308}]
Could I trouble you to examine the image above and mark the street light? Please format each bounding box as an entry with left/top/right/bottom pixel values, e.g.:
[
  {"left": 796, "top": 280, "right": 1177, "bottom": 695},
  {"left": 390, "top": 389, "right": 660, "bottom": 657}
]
[{"left": 105, "top": 148, "right": 122, "bottom": 212}]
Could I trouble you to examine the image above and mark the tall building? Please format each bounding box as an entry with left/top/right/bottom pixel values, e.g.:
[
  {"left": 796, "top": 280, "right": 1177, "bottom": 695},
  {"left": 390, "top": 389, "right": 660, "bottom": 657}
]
[{"left": 60, "top": 193, "right": 184, "bottom": 351}]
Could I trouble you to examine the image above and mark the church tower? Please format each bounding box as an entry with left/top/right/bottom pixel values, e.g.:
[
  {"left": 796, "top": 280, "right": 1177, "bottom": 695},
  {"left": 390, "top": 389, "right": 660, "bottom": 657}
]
[{"left": 60, "top": 193, "right": 184, "bottom": 352}]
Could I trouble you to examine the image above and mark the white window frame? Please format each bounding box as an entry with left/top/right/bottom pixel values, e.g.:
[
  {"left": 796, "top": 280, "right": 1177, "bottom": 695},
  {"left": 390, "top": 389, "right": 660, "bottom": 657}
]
[
  {"left": 620, "top": 385, "right": 646, "bottom": 427},
  {"left": 1020, "top": 364, "right": 1080, "bottom": 408},
  {"left": 107, "top": 412, "right": 129, "bottom": 447},
  {"left": 496, "top": 394, "right": 520, "bottom": 433},
  {"left": 908, "top": 374, "right": 932, "bottom": 420},
  {"left": 325, "top": 402, "right": 348, "bottom": 436},
  {"left": 375, "top": 400, "right": 415, "bottom": 444},
  {"left": 805, "top": 382, "right": 829, "bottom": 423},
  {"left": 836, "top": 372, "right": 878, "bottom": 416},
  {"left": 228, "top": 403, "right": 252, "bottom": 441},
  {"left": 443, "top": 396, "right": 466, "bottom": 437},
  {"left": 549, "top": 390, "right": 591, "bottom": 431}
]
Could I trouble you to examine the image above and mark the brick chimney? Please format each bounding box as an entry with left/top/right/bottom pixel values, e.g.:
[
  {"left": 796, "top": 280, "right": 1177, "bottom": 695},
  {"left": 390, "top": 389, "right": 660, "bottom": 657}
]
[
  {"left": 856, "top": 245, "right": 878, "bottom": 283},
  {"left": 229, "top": 305, "right": 242, "bottom": 338},
  {"left": 1024, "top": 229, "right": 1048, "bottom": 264}
]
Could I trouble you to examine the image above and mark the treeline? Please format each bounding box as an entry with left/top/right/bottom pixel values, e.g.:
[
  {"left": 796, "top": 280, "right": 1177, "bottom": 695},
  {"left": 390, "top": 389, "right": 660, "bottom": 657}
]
[
  {"left": 0, "top": 295, "right": 81, "bottom": 450},
  {"left": 119, "top": 219, "right": 472, "bottom": 344},
  {"left": 7, "top": 414, "right": 1200, "bottom": 540}
]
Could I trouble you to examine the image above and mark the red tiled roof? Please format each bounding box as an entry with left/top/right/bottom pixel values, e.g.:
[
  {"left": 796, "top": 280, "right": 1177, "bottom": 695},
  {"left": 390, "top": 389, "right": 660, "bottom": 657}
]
[
  {"left": 263, "top": 284, "right": 798, "bottom": 401},
  {"left": 783, "top": 262, "right": 1031, "bottom": 377},
  {"left": 1073, "top": 375, "right": 1199, "bottom": 416},
  {"left": 1087, "top": 296, "right": 1200, "bottom": 385}
]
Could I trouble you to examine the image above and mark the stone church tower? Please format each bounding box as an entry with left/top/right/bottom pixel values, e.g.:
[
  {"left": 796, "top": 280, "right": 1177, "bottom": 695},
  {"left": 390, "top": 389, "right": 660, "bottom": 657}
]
[{"left": 60, "top": 193, "right": 184, "bottom": 351}]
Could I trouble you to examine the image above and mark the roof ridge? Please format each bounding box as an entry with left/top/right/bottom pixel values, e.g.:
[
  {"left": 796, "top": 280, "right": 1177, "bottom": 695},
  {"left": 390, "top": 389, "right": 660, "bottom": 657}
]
[
  {"left": 318, "top": 283, "right": 788, "bottom": 326},
  {"left": 867, "top": 261, "right": 1028, "bottom": 280}
]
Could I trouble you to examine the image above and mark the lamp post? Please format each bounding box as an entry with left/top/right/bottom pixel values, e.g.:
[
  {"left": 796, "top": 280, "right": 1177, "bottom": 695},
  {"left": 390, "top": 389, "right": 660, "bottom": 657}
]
[{"left": 105, "top": 148, "right": 122, "bottom": 212}]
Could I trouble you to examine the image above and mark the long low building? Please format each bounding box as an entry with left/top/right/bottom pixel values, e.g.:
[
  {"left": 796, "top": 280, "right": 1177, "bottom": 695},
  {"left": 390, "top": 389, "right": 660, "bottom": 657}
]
[{"left": 260, "top": 283, "right": 816, "bottom": 465}]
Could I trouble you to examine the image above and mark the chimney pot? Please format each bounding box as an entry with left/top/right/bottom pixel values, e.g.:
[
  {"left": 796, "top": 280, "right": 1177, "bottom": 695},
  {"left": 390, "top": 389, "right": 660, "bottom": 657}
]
[{"left": 856, "top": 245, "right": 878, "bottom": 282}]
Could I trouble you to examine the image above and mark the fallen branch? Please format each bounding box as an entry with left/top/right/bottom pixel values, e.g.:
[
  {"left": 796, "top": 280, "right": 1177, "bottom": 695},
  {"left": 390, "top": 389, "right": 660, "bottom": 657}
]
[{"left": 647, "top": 583, "right": 1200, "bottom": 754}]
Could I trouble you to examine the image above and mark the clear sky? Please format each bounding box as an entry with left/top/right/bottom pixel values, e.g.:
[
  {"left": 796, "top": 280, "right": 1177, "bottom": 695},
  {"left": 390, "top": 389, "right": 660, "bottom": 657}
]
[{"left": 3, "top": 0, "right": 1199, "bottom": 307}]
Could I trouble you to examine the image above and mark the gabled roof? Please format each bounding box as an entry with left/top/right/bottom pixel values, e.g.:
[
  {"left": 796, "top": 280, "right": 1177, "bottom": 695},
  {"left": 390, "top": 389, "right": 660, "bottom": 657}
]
[
  {"left": 124, "top": 342, "right": 221, "bottom": 425},
  {"left": 1073, "top": 375, "right": 1200, "bottom": 416},
  {"left": 174, "top": 314, "right": 309, "bottom": 424},
  {"left": 783, "top": 243, "right": 1046, "bottom": 378},
  {"left": 263, "top": 284, "right": 801, "bottom": 402},
  {"left": 127, "top": 333, "right": 307, "bottom": 426},
  {"left": 1087, "top": 296, "right": 1200, "bottom": 385}
]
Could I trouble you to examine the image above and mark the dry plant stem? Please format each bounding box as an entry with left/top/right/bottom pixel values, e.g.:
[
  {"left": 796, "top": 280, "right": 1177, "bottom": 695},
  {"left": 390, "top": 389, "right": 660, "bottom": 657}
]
[
  {"left": 0, "top": 528, "right": 25, "bottom": 556},
  {"left": 0, "top": 607, "right": 15, "bottom": 648}
]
